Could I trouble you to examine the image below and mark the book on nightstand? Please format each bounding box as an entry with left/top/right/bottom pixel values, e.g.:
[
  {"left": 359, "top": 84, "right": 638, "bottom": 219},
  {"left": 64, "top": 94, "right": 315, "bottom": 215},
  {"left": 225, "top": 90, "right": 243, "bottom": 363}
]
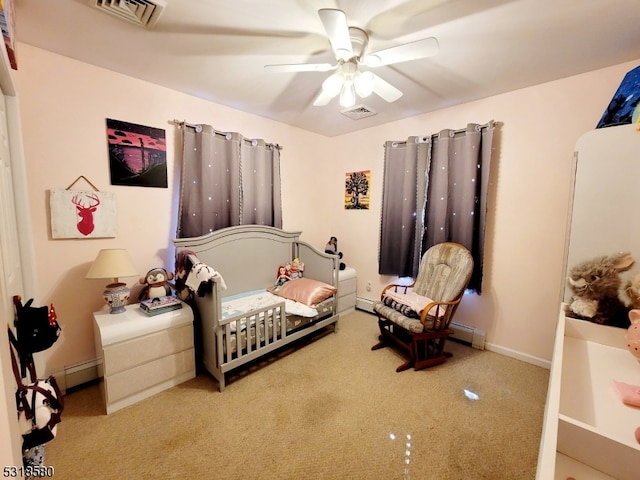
[{"left": 139, "top": 296, "right": 182, "bottom": 316}]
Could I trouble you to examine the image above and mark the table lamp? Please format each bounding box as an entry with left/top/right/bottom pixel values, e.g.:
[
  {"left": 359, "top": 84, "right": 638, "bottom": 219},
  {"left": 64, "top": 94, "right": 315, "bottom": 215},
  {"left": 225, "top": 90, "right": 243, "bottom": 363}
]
[{"left": 86, "top": 248, "right": 138, "bottom": 314}]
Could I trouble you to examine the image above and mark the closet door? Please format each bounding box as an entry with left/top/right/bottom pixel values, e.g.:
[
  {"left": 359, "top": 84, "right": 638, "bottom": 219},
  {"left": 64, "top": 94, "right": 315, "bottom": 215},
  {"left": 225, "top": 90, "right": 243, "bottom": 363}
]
[
  {"left": 0, "top": 89, "right": 26, "bottom": 469},
  {"left": 0, "top": 92, "right": 23, "bottom": 303}
]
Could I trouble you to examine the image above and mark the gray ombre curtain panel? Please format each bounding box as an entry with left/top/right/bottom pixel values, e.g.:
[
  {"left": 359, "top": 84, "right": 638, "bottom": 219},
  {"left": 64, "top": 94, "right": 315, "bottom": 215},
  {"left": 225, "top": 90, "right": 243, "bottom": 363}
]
[
  {"left": 177, "top": 123, "right": 282, "bottom": 238},
  {"left": 379, "top": 122, "right": 494, "bottom": 292},
  {"left": 379, "top": 138, "right": 430, "bottom": 279}
]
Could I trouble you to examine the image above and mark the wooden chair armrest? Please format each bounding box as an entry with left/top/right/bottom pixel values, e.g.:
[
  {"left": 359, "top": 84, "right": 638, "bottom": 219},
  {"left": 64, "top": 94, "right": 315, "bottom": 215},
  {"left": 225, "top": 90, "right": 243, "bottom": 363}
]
[
  {"left": 380, "top": 282, "right": 415, "bottom": 300},
  {"left": 419, "top": 296, "right": 462, "bottom": 328}
]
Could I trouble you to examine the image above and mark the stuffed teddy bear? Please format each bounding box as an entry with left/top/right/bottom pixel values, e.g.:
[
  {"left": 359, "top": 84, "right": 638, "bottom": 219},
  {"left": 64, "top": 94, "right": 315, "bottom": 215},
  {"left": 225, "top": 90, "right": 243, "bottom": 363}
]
[
  {"left": 139, "top": 267, "right": 174, "bottom": 301},
  {"left": 565, "top": 251, "right": 634, "bottom": 328}
]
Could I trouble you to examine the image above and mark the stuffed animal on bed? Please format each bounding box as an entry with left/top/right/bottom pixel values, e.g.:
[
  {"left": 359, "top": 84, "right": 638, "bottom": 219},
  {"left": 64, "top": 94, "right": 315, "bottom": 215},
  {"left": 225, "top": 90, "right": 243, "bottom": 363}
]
[
  {"left": 174, "top": 250, "right": 227, "bottom": 300},
  {"left": 565, "top": 251, "right": 634, "bottom": 328},
  {"left": 139, "top": 267, "right": 174, "bottom": 300}
]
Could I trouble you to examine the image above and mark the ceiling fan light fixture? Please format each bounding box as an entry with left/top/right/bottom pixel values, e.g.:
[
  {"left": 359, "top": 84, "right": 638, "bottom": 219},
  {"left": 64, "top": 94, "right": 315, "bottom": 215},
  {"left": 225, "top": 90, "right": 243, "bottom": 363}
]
[
  {"left": 335, "top": 48, "right": 352, "bottom": 61},
  {"left": 339, "top": 82, "right": 356, "bottom": 108},
  {"left": 354, "top": 71, "right": 374, "bottom": 98},
  {"left": 322, "top": 73, "right": 343, "bottom": 97},
  {"left": 363, "top": 54, "right": 382, "bottom": 67}
]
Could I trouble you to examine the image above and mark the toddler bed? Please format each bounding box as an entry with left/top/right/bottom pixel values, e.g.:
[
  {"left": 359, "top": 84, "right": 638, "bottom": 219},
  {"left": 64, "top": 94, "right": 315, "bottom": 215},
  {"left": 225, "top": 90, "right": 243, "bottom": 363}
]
[{"left": 174, "top": 225, "right": 340, "bottom": 391}]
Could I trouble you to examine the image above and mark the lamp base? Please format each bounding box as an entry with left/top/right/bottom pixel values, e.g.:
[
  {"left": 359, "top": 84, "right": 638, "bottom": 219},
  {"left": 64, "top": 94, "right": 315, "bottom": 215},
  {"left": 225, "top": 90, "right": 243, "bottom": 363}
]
[{"left": 103, "top": 282, "right": 130, "bottom": 314}]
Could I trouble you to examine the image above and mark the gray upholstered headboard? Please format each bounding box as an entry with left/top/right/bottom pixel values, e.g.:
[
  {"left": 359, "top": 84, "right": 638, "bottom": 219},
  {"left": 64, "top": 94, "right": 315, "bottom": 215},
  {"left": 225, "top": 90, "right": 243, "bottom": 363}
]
[{"left": 174, "top": 225, "right": 338, "bottom": 297}]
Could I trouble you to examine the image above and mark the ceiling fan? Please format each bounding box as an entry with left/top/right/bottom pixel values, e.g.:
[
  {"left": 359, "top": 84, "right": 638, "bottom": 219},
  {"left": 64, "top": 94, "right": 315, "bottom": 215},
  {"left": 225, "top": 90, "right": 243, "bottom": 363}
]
[{"left": 264, "top": 8, "right": 439, "bottom": 108}]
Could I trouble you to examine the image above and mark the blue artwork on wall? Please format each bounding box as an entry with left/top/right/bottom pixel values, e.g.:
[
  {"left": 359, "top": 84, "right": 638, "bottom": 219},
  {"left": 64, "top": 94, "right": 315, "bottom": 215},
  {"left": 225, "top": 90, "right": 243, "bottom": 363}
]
[{"left": 596, "top": 65, "right": 640, "bottom": 129}]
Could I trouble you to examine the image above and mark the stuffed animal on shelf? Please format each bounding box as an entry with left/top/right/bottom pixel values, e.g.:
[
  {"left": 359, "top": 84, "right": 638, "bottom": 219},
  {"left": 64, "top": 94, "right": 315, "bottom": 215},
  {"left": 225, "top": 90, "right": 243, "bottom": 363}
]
[
  {"left": 624, "top": 272, "right": 640, "bottom": 309},
  {"left": 139, "top": 267, "right": 174, "bottom": 301},
  {"left": 565, "top": 251, "right": 634, "bottom": 328},
  {"left": 325, "top": 236, "right": 346, "bottom": 270}
]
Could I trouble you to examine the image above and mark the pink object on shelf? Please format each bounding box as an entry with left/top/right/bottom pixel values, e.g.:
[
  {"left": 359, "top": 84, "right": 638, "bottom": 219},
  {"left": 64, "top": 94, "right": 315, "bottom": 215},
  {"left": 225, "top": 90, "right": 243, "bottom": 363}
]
[
  {"left": 612, "top": 380, "right": 640, "bottom": 407},
  {"left": 627, "top": 309, "right": 640, "bottom": 361}
]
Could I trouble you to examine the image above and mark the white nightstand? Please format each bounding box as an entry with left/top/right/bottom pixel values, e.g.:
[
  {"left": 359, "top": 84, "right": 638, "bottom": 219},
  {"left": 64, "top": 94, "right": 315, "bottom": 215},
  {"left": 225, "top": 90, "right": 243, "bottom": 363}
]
[
  {"left": 338, "top": 267, "right": 357, "bottom": 315},
  {"left": 93, "top": 301, "right": 195, "bottom": 414}
]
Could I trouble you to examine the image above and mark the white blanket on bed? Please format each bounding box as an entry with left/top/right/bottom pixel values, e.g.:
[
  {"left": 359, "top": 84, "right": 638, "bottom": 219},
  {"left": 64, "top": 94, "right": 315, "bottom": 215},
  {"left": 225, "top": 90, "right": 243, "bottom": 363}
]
[{"left": 222, "top": 290, "right": 318, "bottom": 332}]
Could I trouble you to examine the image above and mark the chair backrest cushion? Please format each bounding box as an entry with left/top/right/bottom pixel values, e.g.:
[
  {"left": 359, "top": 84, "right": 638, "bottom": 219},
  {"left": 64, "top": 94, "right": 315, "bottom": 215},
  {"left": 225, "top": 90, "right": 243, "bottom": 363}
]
[{"left": 413, "top": 243, "right": 474, "bottom": 302}]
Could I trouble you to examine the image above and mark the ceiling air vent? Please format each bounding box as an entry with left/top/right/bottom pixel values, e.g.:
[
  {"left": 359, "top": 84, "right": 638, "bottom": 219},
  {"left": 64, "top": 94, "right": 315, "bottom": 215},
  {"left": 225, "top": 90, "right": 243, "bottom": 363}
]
[
  {"left": 340, "top": 104, "right": 377, "bottom": 120},
  {"left": 91, "top": 0, "right": 166, "bottom": 29}
]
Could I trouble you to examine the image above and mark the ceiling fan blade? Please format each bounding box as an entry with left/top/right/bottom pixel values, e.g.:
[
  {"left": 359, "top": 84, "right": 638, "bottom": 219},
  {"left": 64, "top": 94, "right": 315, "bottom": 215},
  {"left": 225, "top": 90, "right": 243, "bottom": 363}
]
[
  {"left": 318, "top": 8, "right": 353, "bottom": 61},
  {"left": 313, "top": 89, "right": 336, "bottom": 106},
  {"left": 264, "top": 63, "right": 334, "bottom": 73},
  {"left": 372, "top": 73, "right": 403, "bottom": 103},
  {"left": 364, "top": 37, "right": 439, "bottom": 67}
]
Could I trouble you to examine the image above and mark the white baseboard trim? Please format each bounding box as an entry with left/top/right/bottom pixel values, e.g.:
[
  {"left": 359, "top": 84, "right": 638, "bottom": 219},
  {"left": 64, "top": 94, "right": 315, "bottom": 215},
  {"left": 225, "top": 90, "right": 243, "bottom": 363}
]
[{"left": 485, "top": 342, "right": 551, "bottom": 370}]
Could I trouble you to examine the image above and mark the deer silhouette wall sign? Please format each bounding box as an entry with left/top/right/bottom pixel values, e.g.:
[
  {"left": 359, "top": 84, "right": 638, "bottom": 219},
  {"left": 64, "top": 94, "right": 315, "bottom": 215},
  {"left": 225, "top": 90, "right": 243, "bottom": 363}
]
[
  {"left": 50, "top": 189, "right": 117, "bottom": 239},
  {"left": 72, "top": 193, "right": 100, "bottom": 236}
]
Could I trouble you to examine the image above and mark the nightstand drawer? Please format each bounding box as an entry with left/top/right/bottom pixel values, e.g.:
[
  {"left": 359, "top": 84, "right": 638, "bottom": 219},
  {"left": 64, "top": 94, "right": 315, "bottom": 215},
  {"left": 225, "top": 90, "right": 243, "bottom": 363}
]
[
  {"left": 105, "top": 348, "right": 195, "bottom": 404},
  {"left": 103, "top": 324, "right": 194, "bottom": 376},
  {"left": 338, "top": 292, "right": 356, "bottom": 314},
  {"left": 339, "top": 276, "right": 357, "bottom": 296}
]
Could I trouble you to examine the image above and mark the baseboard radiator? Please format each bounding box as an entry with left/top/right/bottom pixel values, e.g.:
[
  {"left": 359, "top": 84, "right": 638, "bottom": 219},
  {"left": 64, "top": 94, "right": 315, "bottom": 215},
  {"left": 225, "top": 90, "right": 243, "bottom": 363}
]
[
  {"left": 54, "top": 359, "right": 100, "bottom": 393},
  {"left": 356, "top": 297, "right": 485, "bottom": 350}
]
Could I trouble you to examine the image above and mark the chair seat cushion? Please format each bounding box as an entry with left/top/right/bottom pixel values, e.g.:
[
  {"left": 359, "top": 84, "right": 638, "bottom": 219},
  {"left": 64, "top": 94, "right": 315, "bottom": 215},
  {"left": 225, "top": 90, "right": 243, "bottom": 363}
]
[
  {"left": 381, "top": 291, "right": 444, "bottom": 319},
  {"left": 373, "top": 302, "right": 431, "bottom": 333},
  {"left": 381, "top": 295, "right": 420, "bottom": 319}
]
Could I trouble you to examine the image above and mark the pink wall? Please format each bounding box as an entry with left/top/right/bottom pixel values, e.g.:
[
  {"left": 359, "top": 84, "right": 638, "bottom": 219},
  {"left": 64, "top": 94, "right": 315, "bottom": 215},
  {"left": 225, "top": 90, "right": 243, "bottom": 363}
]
[{"left": 14, "top": 42, "right": 640, "bottom": 373}]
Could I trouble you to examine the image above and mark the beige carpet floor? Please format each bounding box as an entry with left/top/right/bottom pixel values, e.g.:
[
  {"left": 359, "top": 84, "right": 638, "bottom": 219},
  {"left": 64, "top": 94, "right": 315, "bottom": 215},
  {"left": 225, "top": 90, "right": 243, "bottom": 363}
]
[{"left": 44, "top": 310, "right": 549, "bottom": 479}]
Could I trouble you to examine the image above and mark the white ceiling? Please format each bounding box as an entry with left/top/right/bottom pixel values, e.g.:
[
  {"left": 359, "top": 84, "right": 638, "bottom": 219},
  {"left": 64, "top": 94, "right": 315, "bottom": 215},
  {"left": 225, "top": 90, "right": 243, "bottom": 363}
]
[{"left": 13, "top": 0, "right": 640, "bottom": 137}]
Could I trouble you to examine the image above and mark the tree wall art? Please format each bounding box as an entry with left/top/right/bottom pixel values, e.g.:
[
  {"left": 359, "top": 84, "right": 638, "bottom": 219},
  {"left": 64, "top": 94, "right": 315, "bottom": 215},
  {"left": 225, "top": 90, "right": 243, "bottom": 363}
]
[{"left": 345, "top": 170, "right": 370, "bottom": 209}]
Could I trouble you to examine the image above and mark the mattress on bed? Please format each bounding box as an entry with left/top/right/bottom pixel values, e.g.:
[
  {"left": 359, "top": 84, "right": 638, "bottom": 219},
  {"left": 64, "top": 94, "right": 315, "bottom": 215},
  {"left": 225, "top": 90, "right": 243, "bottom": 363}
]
[
  {"left": 220, "top": 290, "right": 336, "bottom": 356},
  {"left": 286, "top": 296, "right": 335, "bottom": 332},
  {"left": 222, "top": 289, "right": 317, "bottom": 329}
]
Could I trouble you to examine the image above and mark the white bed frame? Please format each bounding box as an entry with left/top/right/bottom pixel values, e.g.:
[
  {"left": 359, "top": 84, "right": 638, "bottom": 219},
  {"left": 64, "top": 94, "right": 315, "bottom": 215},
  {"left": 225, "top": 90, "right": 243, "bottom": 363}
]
[{"left": 174, "top": 225, "right": 339, "bottom": 391}]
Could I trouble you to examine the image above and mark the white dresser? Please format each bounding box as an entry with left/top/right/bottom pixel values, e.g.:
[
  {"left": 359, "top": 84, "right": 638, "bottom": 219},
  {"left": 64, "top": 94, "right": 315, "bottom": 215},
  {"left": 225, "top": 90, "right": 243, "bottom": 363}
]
[
  {"left": 93, "top": 302, "right": 195, "bottom": 414},
  {"left": 337, "top": 267, "right": 357, "bottom": 315}
]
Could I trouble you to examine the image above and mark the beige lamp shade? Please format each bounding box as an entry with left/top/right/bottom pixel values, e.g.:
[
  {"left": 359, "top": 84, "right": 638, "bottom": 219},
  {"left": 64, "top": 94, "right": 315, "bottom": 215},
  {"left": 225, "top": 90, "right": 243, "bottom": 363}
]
[
  {"left": 86, "top": 249, "right": 138, "bottom": 314},
  {"left": 86, "top": 249, "right": 138, "bottom": 283}
]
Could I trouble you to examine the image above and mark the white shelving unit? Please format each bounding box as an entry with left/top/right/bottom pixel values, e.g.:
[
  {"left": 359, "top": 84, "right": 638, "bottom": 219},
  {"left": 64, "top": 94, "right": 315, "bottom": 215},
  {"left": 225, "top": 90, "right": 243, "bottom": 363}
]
[
  {"left": 537, "top": 124, "right": 640, "bottom": 479},
  {"left": 537, "top": 312, "right": 640, "bottom": 479}
]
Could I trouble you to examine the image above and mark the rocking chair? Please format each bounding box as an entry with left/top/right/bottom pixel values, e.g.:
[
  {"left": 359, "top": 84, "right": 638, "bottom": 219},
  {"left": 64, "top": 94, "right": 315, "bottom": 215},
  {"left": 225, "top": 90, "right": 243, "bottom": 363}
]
[{"left": 372, "top": 242, "right": 474, "bottom": 372}]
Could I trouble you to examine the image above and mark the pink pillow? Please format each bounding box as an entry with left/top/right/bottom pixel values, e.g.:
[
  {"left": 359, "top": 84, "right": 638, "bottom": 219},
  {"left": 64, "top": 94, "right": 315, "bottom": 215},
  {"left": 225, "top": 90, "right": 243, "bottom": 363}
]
[{"left": 271, "top": 278, "right": 336, "bottom": 306}]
